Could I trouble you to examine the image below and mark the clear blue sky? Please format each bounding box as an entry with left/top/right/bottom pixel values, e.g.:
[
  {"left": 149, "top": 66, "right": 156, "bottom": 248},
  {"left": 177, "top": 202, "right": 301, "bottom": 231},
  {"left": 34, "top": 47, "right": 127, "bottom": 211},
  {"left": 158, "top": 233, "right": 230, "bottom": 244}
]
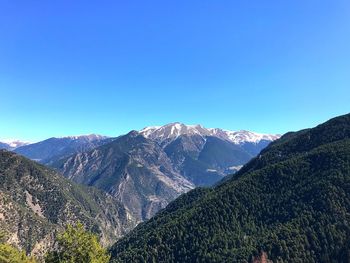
[{"left": 1, "top": 0, "right": 349, "bottom": 141}]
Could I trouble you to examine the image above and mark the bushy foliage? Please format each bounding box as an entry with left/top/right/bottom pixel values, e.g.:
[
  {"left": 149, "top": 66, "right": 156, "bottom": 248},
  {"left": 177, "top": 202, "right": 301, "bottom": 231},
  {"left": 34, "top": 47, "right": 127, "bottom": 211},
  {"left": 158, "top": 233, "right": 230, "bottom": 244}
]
[
  {"left": 45, "top": 222, "right": 110, "bottom": 263},
  {"left": 0, "top": 231, "right": 37, "bottom": 263},
  {"left": 0, "top": 244, "right": 37, "bottom": 263}
]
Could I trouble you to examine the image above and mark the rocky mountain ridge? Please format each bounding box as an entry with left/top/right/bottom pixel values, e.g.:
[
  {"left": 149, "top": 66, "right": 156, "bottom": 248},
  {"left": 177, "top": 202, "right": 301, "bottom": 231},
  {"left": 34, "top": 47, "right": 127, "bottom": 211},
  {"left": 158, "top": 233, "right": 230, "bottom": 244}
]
[
  {"left": 140, "top": 122, "right": 280, "bottom": 145},
  {"left": 54, "top": 124, "right": 279, "bottom": 221}
]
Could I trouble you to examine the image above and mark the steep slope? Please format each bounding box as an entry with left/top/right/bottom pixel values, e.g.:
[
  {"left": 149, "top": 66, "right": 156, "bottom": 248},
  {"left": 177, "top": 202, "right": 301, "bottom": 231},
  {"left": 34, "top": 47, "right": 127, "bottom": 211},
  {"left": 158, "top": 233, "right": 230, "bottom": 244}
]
[
  {"left": 53, "top": 132, "right": 194, "bottom": 221},
  {"left": 110, "top": 113, "right": 350, "bottom": 263},
  {"left": 14, "top": 134, "right": 113, "bottom": 165},
  {"left": 140, "top": 123, "right": 279, "bottom": 185},
  {"left": 0, "top": 150, "right": 136, "bottom": 256},
  {"left": 164, "top": 135, "right": 252, "bottom": 186}
]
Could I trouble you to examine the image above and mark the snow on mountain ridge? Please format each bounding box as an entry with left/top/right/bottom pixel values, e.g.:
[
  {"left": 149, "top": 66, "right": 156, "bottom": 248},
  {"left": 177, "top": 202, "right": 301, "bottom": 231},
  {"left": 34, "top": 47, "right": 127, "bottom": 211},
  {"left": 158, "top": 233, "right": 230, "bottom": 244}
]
[
  {"left": 0, "top": 139, "right": 31, "bottom": 148},
  {"left": 58, "top": 134, "right": 109, "bottom": 141},
  {"left": 222, "top": 130, "right": 280, "bottom": 144},
  {"left": 140, "top": 123, "right": 280, "bottom": 144},
  {"left": 1, "top": 134, "right": 108, "bottom": 148}
]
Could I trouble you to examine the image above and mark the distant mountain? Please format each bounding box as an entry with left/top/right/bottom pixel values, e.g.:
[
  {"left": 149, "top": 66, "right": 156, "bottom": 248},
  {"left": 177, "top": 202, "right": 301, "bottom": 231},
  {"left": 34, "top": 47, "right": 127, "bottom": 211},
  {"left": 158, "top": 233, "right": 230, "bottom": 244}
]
[
  {"left": 110, "top": 113, "right": 350, "bottom": 263},
  {"left": 54, "top": 124, "right": 278, "bottom": 221},
  {"left": 53, "top": 131, "right": 194, "bottom": 221},
  {"left": 0, "top": 140, "right": 30, "bottom": 150},
  {"left": 140, "top": 123, "right": 279, "bottom": 185},
  {"left": 0, "top": 150, "right": 136, "bottom": 256},
  {"left": 0, "top": 142, "right": 11, "bottom": 150},
  {"left": 161, "top": 134, "right": 252, "bottom": 186},
  {"left": 14, "top": 134, "right": 113, "bottom": 165}
]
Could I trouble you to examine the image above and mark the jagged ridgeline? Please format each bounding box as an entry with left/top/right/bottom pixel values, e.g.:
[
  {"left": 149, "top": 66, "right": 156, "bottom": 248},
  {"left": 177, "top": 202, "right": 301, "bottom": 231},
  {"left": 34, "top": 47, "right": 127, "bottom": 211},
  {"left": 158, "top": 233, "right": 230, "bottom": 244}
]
[
  {"left": 110, "top": 113, "right": 350, "bottom": 262},
  {"left": 0, "top": 150, "right": 136, "bottom": 256}
]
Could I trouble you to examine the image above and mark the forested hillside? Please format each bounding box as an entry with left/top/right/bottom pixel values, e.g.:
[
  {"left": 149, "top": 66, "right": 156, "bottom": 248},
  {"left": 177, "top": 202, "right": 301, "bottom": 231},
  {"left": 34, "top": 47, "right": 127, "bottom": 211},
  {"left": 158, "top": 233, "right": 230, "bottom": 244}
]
[{"left": 110, "top": 113, "right": 350, "bottom": 263}]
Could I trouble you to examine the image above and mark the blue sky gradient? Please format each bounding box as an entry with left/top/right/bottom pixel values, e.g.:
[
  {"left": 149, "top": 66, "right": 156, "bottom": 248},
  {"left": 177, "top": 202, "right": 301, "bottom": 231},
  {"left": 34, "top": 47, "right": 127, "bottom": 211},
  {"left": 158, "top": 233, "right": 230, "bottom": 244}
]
[{"left": 1, "top": 1, "right": 350, "bottom": 141}]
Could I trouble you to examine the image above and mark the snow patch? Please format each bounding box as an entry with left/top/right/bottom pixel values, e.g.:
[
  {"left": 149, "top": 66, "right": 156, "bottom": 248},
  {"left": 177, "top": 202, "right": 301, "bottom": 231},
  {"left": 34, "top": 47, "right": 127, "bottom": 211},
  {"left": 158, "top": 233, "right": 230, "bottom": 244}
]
[
  {"left": 58, "top": 134, "right": 108, "bottom": 141},
  {"left": 228, "top": 165, "right": 243, "bottom": 171}
]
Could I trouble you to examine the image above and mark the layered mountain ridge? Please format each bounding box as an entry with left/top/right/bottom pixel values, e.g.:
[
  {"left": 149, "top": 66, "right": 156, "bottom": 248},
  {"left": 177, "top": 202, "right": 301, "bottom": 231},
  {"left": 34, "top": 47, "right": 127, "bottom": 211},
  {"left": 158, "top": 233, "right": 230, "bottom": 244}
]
[
  {"left": 53, "top": 124, "right": 279, "bottom": 221},
  {"left": 14, "top": 134, "right": 113, "bottom": 165},
  {"left": 3, "top": 124, "right": 279, "bottom": 223}
]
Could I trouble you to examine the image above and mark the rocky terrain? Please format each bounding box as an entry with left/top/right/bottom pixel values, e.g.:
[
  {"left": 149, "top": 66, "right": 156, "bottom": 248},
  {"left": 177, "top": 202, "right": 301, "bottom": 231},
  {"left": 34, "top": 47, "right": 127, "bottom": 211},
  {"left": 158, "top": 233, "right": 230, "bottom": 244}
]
[
  {"left": 53, "top": 124, "right": 279, "bottom": 221},
  {"left": 0, "top": 150, "right": 136, "bottom": 256}
]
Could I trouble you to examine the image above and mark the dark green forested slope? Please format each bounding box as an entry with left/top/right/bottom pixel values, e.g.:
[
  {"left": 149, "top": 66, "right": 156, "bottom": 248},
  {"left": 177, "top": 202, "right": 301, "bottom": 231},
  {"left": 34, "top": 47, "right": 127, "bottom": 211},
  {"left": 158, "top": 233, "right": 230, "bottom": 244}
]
[{"left": 110, "top": 113, "right": 350, "bottom": 263}]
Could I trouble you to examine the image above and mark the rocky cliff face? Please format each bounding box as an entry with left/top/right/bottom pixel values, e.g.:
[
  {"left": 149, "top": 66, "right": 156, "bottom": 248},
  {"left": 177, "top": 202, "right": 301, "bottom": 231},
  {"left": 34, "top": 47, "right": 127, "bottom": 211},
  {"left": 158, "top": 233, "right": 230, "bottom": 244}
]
[{"left": 0, "top": 150, "right": 136, "bottom": 256}]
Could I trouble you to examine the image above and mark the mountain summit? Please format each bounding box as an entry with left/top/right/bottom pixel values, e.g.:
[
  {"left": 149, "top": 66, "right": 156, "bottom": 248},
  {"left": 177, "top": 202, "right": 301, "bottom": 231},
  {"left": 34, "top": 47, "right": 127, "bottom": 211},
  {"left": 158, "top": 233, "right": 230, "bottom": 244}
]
[{"left": 140, "top": 122, "right": 280, "bottom": 145}]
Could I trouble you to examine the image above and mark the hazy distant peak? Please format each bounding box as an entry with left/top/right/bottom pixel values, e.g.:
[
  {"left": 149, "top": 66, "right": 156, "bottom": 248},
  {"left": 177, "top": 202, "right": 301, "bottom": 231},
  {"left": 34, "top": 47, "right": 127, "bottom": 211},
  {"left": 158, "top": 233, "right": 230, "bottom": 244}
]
[
  {"left": 0, "top": 139, "right": 31, "bottom": 150},
  {"left": 57, "top": 134, "right": 109, "bottom": 141}
]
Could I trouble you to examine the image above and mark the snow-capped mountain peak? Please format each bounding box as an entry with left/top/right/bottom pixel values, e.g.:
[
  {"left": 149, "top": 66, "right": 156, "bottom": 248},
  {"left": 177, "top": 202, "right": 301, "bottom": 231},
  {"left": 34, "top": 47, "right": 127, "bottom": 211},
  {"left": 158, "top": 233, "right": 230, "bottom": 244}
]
[
  {"left": 139, "top": 123, "right": 280, "bottom": 145},
  {"left": 140, "top": 122, "right": 211, "bottom": 142}
]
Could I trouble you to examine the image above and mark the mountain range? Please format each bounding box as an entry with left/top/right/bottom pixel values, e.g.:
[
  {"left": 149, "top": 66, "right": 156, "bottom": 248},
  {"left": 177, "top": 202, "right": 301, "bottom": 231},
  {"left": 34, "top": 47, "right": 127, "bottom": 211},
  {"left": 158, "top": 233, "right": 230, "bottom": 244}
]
[
  {"left": 1, "top": 124, "right": 279, "bottom": 165},
  {"left": 49, "top": 123, "right": 279, "bottom": 221},
  {"left": 110, "top": 113, "right": 350, "bottom": 263},
  {"left": 1, "top": 115, "right": 350, "bottom": 262},
  {"left": 0, "top": 122, "right": 279, "bottom": 254},
  {"left": 0, "top": 123, "right": 279, "bottom": 222},
  {"left": 13, "top": 134, "right": 113, "bottom": 165}
]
